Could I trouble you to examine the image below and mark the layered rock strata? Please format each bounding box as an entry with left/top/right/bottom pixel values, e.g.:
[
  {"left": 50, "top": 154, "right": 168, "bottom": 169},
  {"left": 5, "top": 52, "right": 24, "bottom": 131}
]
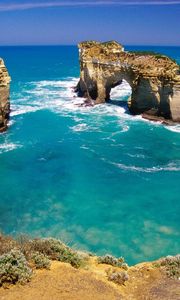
[
  {"left": 77, "top": 41, "right": 180, "bottom": 122},
  {"left": 0, "top": 58, "right": 10, "bottom": 132}
]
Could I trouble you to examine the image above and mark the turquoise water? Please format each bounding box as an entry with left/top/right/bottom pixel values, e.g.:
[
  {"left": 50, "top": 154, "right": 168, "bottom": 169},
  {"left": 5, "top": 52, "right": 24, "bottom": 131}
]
[{"left": 0, "top": 45, "right": 180, "bottom": 265}]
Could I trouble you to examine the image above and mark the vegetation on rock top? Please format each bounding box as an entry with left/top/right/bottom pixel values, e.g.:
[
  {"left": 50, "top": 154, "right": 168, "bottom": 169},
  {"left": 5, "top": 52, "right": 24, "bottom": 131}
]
[
  {"left": 0, "top": 233, "right": 87, "bottom": 287},
  {"left": 0, "top": 233, "right": 179, "bottom": 289},
  {"left": 0, "top": 250, "right": 32, "bottom": 286},
  {"left": 159, "top": 255, "right": 180, "bottom": 279},
  {"left": 129, "top": 50, "right": 177, "bottom": 63},
  {"left": 97, "top": 254, "right": 128, "bottom": 269}
]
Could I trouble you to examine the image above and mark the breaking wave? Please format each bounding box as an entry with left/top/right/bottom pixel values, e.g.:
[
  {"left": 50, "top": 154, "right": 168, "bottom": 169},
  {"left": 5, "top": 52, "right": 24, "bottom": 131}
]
[
  {"left": 111, "top": 161, "right": 180, "bottom": 173},
  {"left": 0, "top": 142, "right": 22, "bottom": 154},
  {"left": 9, "top": 77, "right": 180, "bottom": 134},
  {"left": 165, "top": 124, "right": 180, "bottom": 133},
  {"left": 70, "top": 123, "right": 90, "bottom": 132},
  {"left": 110, "top": 80, "right": 132, "bottom": 99},
  {"left": 10, "top": 78, "right": 133, "bottom": 119}
]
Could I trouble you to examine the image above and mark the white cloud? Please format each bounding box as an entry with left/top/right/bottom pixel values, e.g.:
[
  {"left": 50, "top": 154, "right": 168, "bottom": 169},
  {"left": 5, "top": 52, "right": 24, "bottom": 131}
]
[{"left": 0, "top": 1, "right": 180, "bottom": 12}]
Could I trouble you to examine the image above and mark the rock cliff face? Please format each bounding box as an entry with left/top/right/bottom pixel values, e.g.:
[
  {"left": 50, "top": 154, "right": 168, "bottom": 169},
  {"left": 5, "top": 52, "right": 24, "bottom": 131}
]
[
  {"left": 0, "top": 58, "right": 11, "bottom": 132},
  {"left": 77, "top": 41, "right": 180, "bottom": 122}
]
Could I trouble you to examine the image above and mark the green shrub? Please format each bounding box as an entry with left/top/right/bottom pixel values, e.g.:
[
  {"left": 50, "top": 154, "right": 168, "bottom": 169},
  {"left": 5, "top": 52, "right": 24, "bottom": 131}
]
[
  {"left": 159, "top": 255, "right": 180, "bottom": 279},
  {"left": 30, "top": 238, "right": 84, "bottom": 268},
  {"left": 31, "top": 252, "right": 51, "bottom": 269},
  {"left": 129, "top": 51, "right": 177, "bottom": 63},
  {"left": 0, "top": 233, "right": 17, "bottom": 255},
  {"left": 0, "top": 234, "right": 87, "bottom": 273},
  {"left": 16, "top": 234, "right": 33, "bottom": 260},
  {"left": 98, "top": 254, "right": 128, "bottom": 269},
  {"left": 0, "top": 250, "right": 32, "bottom": 286},
  {"left": 29, "top": 238, "right": 65, "bottom": 257},
  {"left": 108, "top": 270, "right": 129, "bottom": 285}
]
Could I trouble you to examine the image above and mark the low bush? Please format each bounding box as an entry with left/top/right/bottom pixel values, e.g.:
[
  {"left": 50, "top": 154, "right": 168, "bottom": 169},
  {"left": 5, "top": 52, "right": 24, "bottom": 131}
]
[
  {"left": 108, "top": 270, "right": 129, "bottom": 285},
  {"left": 17, "top": 234, "right": 33, "bottom": 260},
  {"left": 97, "top": 254, "right": 128, "bottom": 269},
  {"left": 0, "top": 233, "right": 17, "bottom": 255},
  {"left": 159, "top": 255, "right": 180, "bottom": 279},
  {"left": 0, "top": 234, "right": 87, "bottom": 287},
  {"left": 0, "top": 250, "right": 32, "bottom": 286},
  {"left": 29, "top": 238, "right": 84, "bottom": 268},
  {"left": 31, "top": 252, "right": 51, "bottom": 269},
  {"left": 129, "top": 51, "right": 177, "bottom": 63}
]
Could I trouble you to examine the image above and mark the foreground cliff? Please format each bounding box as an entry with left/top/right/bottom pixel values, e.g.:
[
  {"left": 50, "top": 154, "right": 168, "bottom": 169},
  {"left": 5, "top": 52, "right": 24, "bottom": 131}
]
[
  {"left": 77, "top": 41, "right": 180, "bottom": 122},
  {"left": 0, "top": 58, "right": 10, "bottom": 132},
  {"left": 0, "top": 234, "right": 179, "bottom": 299}
]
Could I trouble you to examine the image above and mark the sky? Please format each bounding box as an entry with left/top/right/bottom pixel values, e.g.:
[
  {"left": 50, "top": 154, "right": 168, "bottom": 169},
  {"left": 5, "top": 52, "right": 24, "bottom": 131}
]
[{"left": 0, "top": 0, "right": 180, "bottom": 46}]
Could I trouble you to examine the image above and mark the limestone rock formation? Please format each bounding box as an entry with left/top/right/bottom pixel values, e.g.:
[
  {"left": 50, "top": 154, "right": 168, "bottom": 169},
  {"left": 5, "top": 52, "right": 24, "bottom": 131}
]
[
  {"left": 0, "top": 58, "right": 11, "bottom": 132},
  {"left": 77, "top": 41, "right": 180, "bottom": 122}
]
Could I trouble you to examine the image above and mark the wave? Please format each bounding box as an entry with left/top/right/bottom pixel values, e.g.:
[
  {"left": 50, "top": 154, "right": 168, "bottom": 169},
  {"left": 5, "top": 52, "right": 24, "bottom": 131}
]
[
  {"left": 70, "top": 123, "right": 90, "bottom": 132},
  {"left": 111, "top": 161, "right": 180, "bottom": 173},
  {"left": 9, "top": 77, "right": 180, "bottom": 134},
  {"left": 11, "top": 105, "right": 41, "bottom": 117},
  {"left": 110, "top": 80, "right": 132, "bottom": 100},
  {"left": 32, "top": 78, "right": 79, "bottom": 88},
  {"left": 10, "top": 78, "right": 134, "bottom": 120},
  {"left": 165, "top": 124, "right": 180, "bottom": 133},
  {"left": 0, "top": 142, "right": 22, "bottom": 154}
]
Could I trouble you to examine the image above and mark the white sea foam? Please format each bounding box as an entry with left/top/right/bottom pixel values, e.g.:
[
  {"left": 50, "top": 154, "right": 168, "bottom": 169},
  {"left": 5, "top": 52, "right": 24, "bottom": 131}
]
[
  {"left": 11, "top": 106, "right": 41, "bottom": 117},
  {"left": 120, "top": 125, "right": 129, "bottom": 132},
  {"left": 9, "top": 77, "right": 180, "bottom": 133},
  {"left": 0, "top": 142, "right": 22, "bottom": 154},
  {"left": 111, "top": 161, "right": 180, "bottom": 173},
  {"left": 10, "top": 77, "right": 133, "bottom": 120},
  {"left": 8, "top": 119, "right": 15, "bottom": 127},
  {"left": 33, "top": 78, "right": 78, "bottom": 88},
  {"left": 70, "top": 123, "right": 90, "bottom": 132},
  {"left": 165, "top": 124, "right": 180, "bottom": 133},
  {"left": 110, "top": 80, "right": 131, "bottom": 100},
  {"left": 127, "top": 153, "right": 145, "bottom": 159},
  {"left": 80, "top": 145, "right": 90, "bottom": 150}
]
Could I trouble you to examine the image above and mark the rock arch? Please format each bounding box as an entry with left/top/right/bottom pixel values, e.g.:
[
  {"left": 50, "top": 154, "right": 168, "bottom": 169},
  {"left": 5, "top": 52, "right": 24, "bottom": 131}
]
[{"left": 76, "top": 41, "right": 180, "bottom": 122}]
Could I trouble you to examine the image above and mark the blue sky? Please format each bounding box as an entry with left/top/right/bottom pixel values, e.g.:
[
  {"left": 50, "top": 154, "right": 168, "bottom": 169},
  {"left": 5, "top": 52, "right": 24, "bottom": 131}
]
[{"left": 0, "top": 0, "right": 180, "bottom": 45}]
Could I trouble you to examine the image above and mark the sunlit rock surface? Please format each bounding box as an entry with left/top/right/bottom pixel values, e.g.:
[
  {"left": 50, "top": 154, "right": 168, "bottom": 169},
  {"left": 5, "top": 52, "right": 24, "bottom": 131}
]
[
  {"left": 77, "top": 41, "right": 180, "bottom": 122},
  {"left": 0, "top": 59, "right": 10, "bottom": 132}
]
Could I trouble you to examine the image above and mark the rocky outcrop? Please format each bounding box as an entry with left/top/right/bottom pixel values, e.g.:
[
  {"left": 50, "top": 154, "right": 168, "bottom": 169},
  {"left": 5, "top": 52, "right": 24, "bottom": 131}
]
[
  {"left": 0, "top": 58, "right": 11, "bottom": 132},
  {"left": 77, "top": 41, "right": 180, "bottom": 122}
]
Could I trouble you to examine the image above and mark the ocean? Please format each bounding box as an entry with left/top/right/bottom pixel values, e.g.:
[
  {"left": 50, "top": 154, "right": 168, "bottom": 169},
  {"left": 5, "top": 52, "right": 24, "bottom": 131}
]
[{"left": 0, "top": 45, "right": 179, "bottom": 265}]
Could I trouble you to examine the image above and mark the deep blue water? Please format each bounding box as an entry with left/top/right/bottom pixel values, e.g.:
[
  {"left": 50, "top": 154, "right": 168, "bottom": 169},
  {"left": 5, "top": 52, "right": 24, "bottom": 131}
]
[{"left": 0, "top": 45, "right": 180, "bottom": 265}]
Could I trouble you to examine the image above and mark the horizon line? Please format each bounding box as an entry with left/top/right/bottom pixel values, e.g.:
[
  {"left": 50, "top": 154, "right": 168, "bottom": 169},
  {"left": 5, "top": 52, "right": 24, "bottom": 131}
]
[{"left": 1, "top": 1, "right": 180, "bottom": 12}]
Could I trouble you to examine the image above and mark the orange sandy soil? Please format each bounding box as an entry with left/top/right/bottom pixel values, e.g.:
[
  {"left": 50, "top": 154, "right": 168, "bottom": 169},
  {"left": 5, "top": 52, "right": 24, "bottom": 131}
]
[{"left": 0, "top": 258, "right": 179, "bottom": 300}]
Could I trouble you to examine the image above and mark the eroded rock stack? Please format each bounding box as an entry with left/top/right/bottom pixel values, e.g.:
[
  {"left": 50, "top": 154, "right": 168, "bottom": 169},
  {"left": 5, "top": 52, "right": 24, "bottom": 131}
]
[
  {"left": 0, "top": 58, "right": 10, "bottom": 132},
  {"left": 77, "top": 41, "right": 180, "bottom": 122}
]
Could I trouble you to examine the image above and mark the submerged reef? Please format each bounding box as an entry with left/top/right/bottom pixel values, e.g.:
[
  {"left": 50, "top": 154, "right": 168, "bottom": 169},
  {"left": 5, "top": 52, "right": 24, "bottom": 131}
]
[
  {"left": 76, "top": 41, "right": 180, "bottom": 123},
  {"left": 0, "top": 58, "right": 10, "bottom": 132}
]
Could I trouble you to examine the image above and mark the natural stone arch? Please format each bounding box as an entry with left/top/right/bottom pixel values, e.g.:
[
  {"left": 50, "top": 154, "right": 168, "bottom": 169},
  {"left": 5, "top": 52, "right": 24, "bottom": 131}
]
[{"left": 76, "top": 41, "right": 180, "bottom": 122}]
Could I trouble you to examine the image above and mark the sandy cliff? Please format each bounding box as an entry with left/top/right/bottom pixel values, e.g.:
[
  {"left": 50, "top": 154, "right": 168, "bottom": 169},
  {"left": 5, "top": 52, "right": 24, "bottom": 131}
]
[
  {"left": 0, "top": 235, "right": 179, "bottom": 300},
  {"left": 0, "top": 257, "right": 179, "bottom": 300}
]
